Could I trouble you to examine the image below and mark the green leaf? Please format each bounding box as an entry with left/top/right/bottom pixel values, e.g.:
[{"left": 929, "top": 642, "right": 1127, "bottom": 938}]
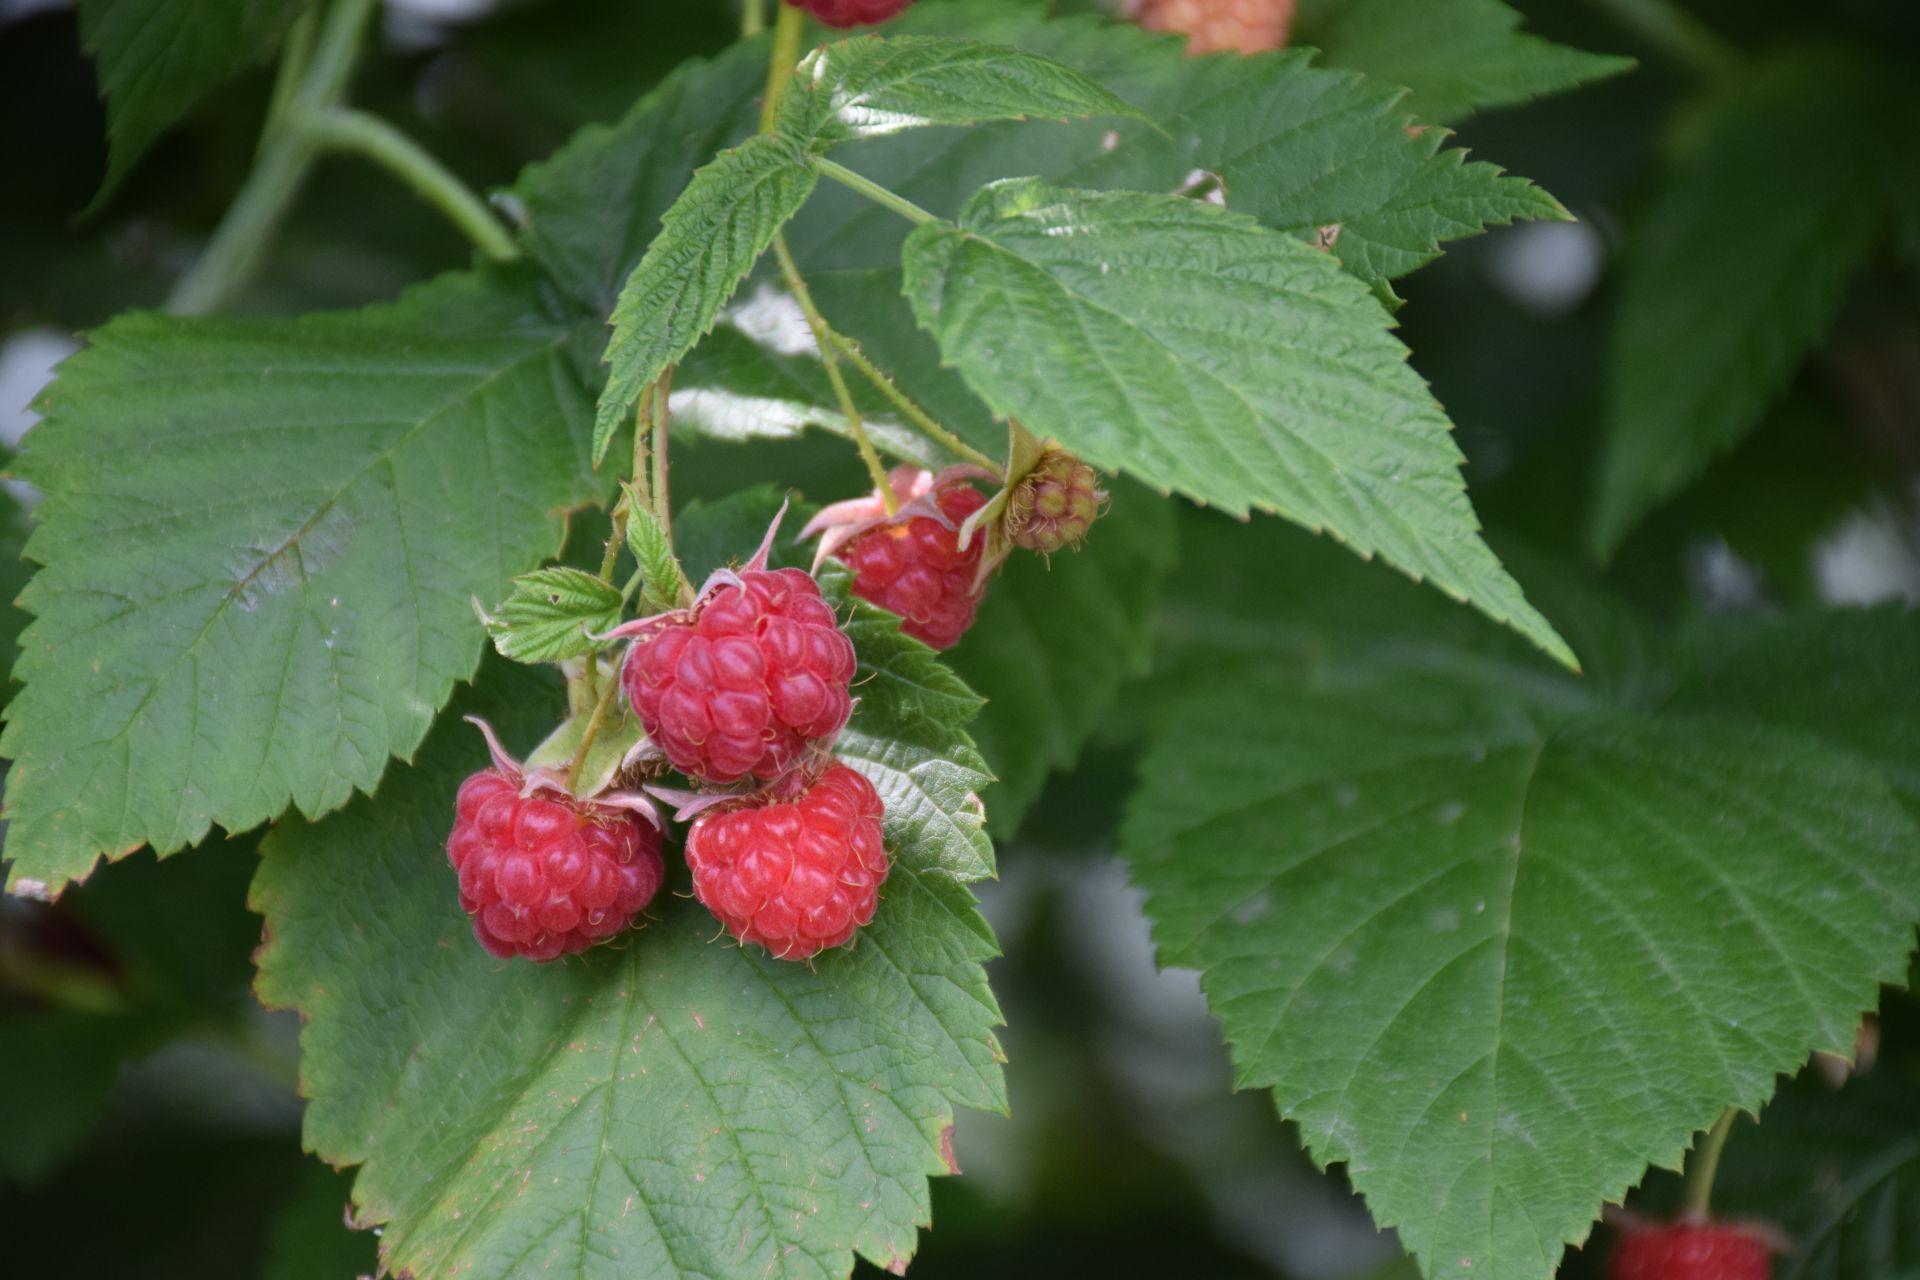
[
  {"left": 902, "top": 178, "right": 1573, "bottom": 668},
  {"left": 776, "top": 34, "right": 1145, "bottom": 150},
  {"left": 1589, "top": 53, "right": 1901, "bottom": 556},
  {"left": 1294, "top": 0, "right": 1634, "bottom": 124},
  {"left": 513, "top": 42, "right": 767, "bottom": 313},
  {"left": 251, "top": 653, "right": 1004, "bottom": 1280},
  {"left": 1670, "top": 607, "right": 1920, "bottom": 808},
  {"left": 949, "top": 479, "right": 1177, "bottom": 836},
  {"left": 1119, "top": 518, "right": 1920, "bottom": 1280},
  {"left": 518, "top": 5, "right": 1563, "bottom": 324},
  {"left": 77, "top": 0, "right": 305, "bottom": 202},
  {"left": 481, "top": 566, "right": 624, "bottom": 664},
  {"left": 824, "top": 567, "right": 997, "bottom": 882},
  {"left": 594, "top": 134, "right": 818, "bottom": 462},
  {"left": 623, "top": 499, "right": 688, "bottom": 611},
  {"left": 1, "top": 270, "right": 601, "bottom": 895}
]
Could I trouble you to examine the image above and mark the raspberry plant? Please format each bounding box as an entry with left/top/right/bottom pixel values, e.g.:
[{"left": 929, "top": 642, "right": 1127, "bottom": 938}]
[{"left": 3, "top": 1, "right": 1919, "bottom": 1278}]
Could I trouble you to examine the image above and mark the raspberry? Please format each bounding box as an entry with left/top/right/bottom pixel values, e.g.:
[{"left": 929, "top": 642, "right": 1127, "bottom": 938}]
[
  {"left": 447, "top": 769, "right": 665, "bottom": 962},
  {"left": 839, "top": 481, "right": 989, "bottom": 650},
  {"left": 1137, "top": 0, "right": 1295, "bottom": 54},
  {"left": 1008, "top": 447, "right": 1104, "bottom": 554},
  {"left": 622, "top": 568, "right": 857, "bottom": 786},
  {"left": 686, "top": 763, "right": 889, "bottom": 960},
  {"left": 786, "top": 0, "right": 913, "bottom": 28},
  {"left": 1610, "top": 1221, "right": 1775, "bottom": 1280}
]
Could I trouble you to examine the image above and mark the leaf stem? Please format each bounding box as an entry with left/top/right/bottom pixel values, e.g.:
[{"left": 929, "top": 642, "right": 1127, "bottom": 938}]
[
  {"left": 758, "top": 0, "right": 805, "bottom": 134},
  {"left": 302, "top": 108, "right": 519, "bottom": 261},
  {"left": 1681, "top": 1107, "right": 1738, "bottom": 1219},
  {"left": 741, "top": 0, "right": 767, "bottom": 37},
  {"left": 771, "top": 233, "right": 896, "bottom": 512},
  {"left": 1585, "top": 0, "right": 1738, "bottom": 75},
  {"left": 825, "top": 329, "right": 1000, "bottom": 470},
  {"left": 812, "top": 156, "right": 938, "bottom": 227}
]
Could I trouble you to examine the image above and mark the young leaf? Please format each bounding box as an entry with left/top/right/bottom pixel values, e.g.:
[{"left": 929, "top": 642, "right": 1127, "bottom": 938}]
[
  {"left": 1293, "top": 0, "right": 1634, "bottom": 124},
  {"left": 902, "top": 178, "right": 1573, "bottom": 668},
  {"left": 77, "top": 0, "right": 305, "bottom": 203},
  {"left": 251, "top": 651, "right": 1004, "bottom": 1280},
  {"left": 1589, "top": 52, "right": 1901, "bottom": 556},
  {"left": 481, "top": 566, "right": 624, "bottom": 664},
  {"left": 1120, "top": 519, "right": 1920, "bottom": 1280},
  {"left": 949, "top": 479, "right": 1177, "bottom": 837},
  {"left": 514, "top": 42, "right": 767, "bottom": 313},
  {"left": 776, "top": 34, "right": 1145, "bottom": 150},
  {"left": 594, "top": 134, "right": 818, "bottom": 462},
  {"left": 623, "top": 498, "right": 687, "bottom": 611},
  {"left": 1, "top": 270, "right": 601, "bottom": 895}
]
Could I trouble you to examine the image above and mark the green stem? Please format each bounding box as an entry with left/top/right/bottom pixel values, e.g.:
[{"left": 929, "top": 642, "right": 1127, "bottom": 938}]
[
  {"left": 1586, "top": 0, "right": 1737, "bottom": 75},
  {"left": 167, "top": 134, "right": 318, "bottom": 315},
  {"left": 758, "top": 0, "right": 805, "bottom": 134},
  {"left": 742, "top": 0, "right": 767, "bottom": 37},
  {"left": 262, "top": 6, "right": 318, "bottom": 140},
  {"left": 772, "top": 233, "right": 896, "bottom": 511},
  {"left": 169, "top": 0, "right": 375, "bottom": 314},
  {"left": 1682, "top": 1108, "right": 1738, "bottom": 1218},
  {"left": 567, "top": 667, "right": 622, "bottom": 790},
  {"left": 303, "top": 108, "right": 519, "bottom": 261},
  {"left": 826, "top": 329, "right": 1000, "bottom": 471},
  {"left": 812, "top": 156, "right": 937, "bottom": 227}
]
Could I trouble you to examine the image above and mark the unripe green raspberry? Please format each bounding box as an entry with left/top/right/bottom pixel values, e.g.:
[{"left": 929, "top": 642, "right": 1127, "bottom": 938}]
[{"left": 1008, "top": 449, "right": 1104, "bottom": 554}]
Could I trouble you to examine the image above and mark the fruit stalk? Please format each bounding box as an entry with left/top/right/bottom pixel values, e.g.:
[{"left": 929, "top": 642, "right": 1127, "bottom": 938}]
[{"left": 1681, "top": 1107, "right": 1738, "bottom": 1218}]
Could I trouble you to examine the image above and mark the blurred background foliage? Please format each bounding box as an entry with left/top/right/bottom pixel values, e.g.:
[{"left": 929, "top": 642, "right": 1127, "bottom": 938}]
[{"left": 2, "top": 0, "right": 1916, "bottom": 1276}]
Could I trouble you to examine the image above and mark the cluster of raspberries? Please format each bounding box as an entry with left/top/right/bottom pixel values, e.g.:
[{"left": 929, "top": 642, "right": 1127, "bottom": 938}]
[{"left": 447, "top": 469, "right": 1006, "bottom": 965}]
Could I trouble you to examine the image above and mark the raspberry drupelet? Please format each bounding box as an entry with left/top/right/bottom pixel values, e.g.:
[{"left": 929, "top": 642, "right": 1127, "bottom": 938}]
[
  {"left": 621, "top": 567, "right": 857, "bottom": 786},
  {"left": 786, "top": 0, "right": 913, "bottom": 28},
  {"left": 803, "top": 467, "right": 994, "bottom": 651},
  {"left": 1610, "top": 1220, "right": 1776, "bottom": 1280},
  {"left": 448, "top": 764, "right": 664, "bottom": 962},
  {"left": 685, "top": 763, "right": 889, "bottom": 960}
]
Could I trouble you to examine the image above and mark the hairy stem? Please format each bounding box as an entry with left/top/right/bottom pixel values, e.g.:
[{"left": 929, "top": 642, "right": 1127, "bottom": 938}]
[
  {"left": 304, "top": 108, "right": 519, "bottom": 261},
  {"left": 1586, "top": 0, "right": 1737, "bottom": 75},
  {"left": 758, "top": 0, "right": 805, "bottom": 134},
  {"left": 567, "top": 666, "right": 623, "bottom": 790},
  {"left": 826, "top": 330, "right": 1000, "bottom": 471},
  {"left": 1681, "top": 1107, "right": 1738, "bottom": 1218},
  {"left": 772, "top": 234, "right": 896, "bottom": 511},
  {"left": 812, "top": 157, "right": 938, "bottom": 227}
]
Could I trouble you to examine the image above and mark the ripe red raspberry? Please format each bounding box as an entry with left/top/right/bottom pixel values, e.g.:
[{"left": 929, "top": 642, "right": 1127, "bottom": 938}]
[
  {"left": 622, "top": 568, "right": 856, "bottom": 786},
  {"left": 840, "top": 482, "right": 987, "bottom": 650},
  {"left": 785, "top": 0, "right": 913, "bottom": 27},
  {"left": 1138, "top": 0, "right": 1295, "bottom": 54},
  {"left": 686, "top": 763, "right": 889, "bottom": 960},
  {"left": 1008, "top": 447, "right": 1104, "bottom": 554},
  {"left": 448, "top": 769, "right": 665, "bottom": 962},
  {"left": 1610, "top": 1221, "right": 1775, "bottom": 1280}
]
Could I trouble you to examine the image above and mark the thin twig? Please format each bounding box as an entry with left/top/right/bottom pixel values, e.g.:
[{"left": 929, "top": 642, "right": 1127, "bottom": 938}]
[
  {"left": 772, "top": 234, "right": 896, "bottom": 510},
  {"left": 826, "top": 329, "right": 1000, "bottom": 470}
]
